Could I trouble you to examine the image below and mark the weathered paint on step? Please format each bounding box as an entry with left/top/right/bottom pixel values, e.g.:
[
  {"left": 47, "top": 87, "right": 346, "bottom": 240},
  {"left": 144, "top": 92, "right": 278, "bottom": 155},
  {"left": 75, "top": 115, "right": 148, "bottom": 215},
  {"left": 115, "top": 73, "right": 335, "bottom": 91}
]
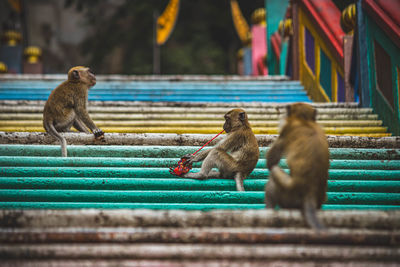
[
  {"left": 0, "top": 228, "right": 397, "bottom": 246},
  {"left": 1, "top": 156, "right": 399, "bottom": 170},
  {"left": 0, "top": 119, "right": 384, "bottom": 127},
  {"left": 0, "top": 190, "right": 398, "bottom": 205},
  {"left": 1, "top": 209, "right": 398, "bottom": 228},
  {"left": 1, "top": 132, "right": 398, "bottom": 148},
  {"left": 1, "top": 167, "right": 399, "bottom": 180},
  {"left": 0, "top": 178, "right": 398, "bottom": 193},
  {"left": 0, "top": 202, "right": 399, "bottom": 210},
  {"left": 0, "top": 112, "right": 381, "bottom": 121},
  {"left": 0, "top": 126, "right": 390, "bottom": 136},
  {"left": 1, "top": 145, "right": 398, "bottom": 160},
  {"left": 1, "top": 243, "right": 399, "bottom": 261}
]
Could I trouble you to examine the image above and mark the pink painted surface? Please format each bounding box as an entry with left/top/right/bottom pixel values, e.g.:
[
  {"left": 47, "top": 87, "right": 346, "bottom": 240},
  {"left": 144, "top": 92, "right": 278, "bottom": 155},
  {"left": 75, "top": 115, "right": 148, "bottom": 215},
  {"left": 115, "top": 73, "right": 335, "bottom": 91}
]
[
  {"left": 251, "top": 25, "right": 268, "bottom": 76},
  {"left": 300, "top": 0, "right": 345, "bottom": 61},
  {"left": 364, "top": 0, "right": 400, "bottom": 48}
]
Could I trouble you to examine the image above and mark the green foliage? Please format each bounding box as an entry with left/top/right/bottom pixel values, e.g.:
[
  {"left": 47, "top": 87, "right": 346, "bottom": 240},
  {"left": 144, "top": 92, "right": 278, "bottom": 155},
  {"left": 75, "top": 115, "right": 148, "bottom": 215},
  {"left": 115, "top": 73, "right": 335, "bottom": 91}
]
[{"left": 65, "top": 0, "right": 264, "bottom": 74}]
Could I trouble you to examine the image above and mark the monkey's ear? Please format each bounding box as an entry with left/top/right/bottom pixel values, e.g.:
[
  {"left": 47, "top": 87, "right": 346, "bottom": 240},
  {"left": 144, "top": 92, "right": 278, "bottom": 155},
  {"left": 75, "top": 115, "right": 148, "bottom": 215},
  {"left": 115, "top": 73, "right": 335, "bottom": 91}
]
[
  {"left": 312, "top": 109, "right": 317, "bottom": 121},
  {"left": 286, "top": 105, "right": 291, "bottom": 116},
  {"left": 239, "top": 112, "right": 246, "bottom": 122},
  {"left": 72, "top": 70, "right": 80, "bottom": 80}
]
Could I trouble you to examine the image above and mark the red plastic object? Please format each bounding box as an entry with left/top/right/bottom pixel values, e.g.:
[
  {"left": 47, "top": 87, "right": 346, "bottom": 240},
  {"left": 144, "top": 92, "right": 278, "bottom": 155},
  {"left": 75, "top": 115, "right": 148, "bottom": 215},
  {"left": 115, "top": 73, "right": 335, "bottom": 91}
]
[{"left": 169, "top": 157, "right": 193, "bottom": 176}]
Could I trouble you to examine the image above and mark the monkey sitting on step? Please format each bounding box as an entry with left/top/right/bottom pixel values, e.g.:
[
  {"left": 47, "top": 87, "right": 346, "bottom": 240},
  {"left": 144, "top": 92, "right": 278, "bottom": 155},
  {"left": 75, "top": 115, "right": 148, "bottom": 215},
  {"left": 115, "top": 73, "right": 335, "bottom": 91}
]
[
  {"left": 182, "top": 108, "right": 259, "bottom": 191},
  {"left": 43, "top": 66, "right": 104, "bottom": 157},
  {"left": 265, "top": 103, "right": 329, "bottom": 230}
]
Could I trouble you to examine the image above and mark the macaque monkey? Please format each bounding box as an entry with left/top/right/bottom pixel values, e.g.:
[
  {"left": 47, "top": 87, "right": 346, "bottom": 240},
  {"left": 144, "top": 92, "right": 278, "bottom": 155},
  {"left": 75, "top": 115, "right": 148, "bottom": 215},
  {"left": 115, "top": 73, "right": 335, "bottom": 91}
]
[
  {"left": 265, "top": 103, "right": 329, "bottom": 230},
  {"left": 43, "top": 66, "right": 104, "bottom": 157},
  {"left": 182, "top": 109, "right": 259, "bottom": 191}
]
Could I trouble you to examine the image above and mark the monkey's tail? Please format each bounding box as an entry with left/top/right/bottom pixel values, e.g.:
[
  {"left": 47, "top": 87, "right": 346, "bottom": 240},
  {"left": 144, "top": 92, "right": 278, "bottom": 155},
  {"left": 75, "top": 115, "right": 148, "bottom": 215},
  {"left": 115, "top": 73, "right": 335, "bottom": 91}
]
[
  {"left": 302, "top": 197, "right": 326, "bottom": 231},
  {"left": 270, "top": 165, "right": 294, "bottom": 190},
  {"left": 44, "top": 121, "right": 68, "bottom": 157}
]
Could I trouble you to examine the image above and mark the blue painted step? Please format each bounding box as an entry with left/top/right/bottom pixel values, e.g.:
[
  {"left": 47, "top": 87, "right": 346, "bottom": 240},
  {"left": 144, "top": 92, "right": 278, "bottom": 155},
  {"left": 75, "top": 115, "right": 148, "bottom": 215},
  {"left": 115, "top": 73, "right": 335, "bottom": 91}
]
[{"left": 0, "top": 80, "right": 310, "bottom": 102}]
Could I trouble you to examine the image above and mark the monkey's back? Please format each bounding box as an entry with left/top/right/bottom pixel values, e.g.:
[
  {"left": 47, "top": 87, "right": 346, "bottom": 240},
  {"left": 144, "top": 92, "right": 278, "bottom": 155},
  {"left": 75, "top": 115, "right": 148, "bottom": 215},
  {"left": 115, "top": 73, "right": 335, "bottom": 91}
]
[
  {"left": 43, "top": 81, "right": 77, "bottom": 127},
  {"left": 231, "top": 128, "right": 259, "bottom": 176},
  {"left": 284, "top": 120, "right": 329, "bottom": 206}
]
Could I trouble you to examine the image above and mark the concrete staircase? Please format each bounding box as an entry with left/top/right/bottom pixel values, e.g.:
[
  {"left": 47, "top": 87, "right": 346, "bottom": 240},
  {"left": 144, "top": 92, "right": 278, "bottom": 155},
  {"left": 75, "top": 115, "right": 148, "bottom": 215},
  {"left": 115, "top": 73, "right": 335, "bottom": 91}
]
[
  {"left": 0, "top": 209, "right": 399, "bottom": 265},
  {"left": 0, "top": 75, "right": 399, "bottom": 265},
  {"left": 0, "top": 142, "right": 399, "bottom": 210}
]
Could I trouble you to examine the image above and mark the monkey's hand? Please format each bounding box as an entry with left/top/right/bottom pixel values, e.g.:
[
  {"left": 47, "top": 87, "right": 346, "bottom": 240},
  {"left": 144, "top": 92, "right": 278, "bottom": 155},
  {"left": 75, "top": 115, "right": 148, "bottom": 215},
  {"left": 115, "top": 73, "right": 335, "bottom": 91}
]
[
  {"left": 182, "top": 153, "right": 195, "bottom": 166},
  {"left": 93, "top": 129, "right": 105, "bottom": 140}
]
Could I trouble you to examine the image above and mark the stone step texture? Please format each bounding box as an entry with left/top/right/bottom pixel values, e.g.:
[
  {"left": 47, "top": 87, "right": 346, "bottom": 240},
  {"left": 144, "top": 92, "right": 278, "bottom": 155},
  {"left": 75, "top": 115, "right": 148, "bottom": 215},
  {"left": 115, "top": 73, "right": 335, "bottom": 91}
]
[{"left": 0, "top": 209, "right": 398, "bottom": 265}]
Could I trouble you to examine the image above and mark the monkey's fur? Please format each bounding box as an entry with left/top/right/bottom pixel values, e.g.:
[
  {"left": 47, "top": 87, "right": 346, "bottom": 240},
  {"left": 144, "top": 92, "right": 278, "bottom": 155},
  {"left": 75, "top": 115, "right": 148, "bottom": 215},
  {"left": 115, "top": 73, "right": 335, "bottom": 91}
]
[
  {"left": 43, "top": 66, "right": 104, "bottom": 157},
  {"left": 182, "top": 109, "right": 259, "bottom": 191},
  {"left": 265, "top": 103, "right": 329, "bottom": 230}
]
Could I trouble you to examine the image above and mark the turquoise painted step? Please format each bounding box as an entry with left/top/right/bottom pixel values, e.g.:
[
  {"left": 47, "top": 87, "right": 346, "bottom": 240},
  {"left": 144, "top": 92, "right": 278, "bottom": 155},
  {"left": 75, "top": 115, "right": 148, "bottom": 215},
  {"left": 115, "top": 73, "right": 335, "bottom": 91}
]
[
  {"left": 1, "top": 190, "right": 398, "bottom": 205},
  {"left": 1, "top": 145, "right": 398, "bottom": 160},
  {"left": 0, "top": 144, "right": 398, "bottom": 210},
  {"left": 0, "top": 178, "right": 398, "bottom": 193},
  {"left": 1, "top": 167, "right": 399, "bottom": 180},
  {"left": 0, "top": 80, "right": 304, "bottom": 89},
  {"left": 1, "top": 202, "right": 398, "bottom": 210},
  {"left": 1, "top": 157, "right": 399, "bottom": 170}
]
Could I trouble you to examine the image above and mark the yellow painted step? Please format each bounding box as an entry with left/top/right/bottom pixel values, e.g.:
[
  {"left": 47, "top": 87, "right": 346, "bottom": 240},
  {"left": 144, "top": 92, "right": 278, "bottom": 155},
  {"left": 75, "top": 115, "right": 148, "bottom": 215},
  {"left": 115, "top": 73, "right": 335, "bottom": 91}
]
[
  {"left": 0, "top": 120, "right": 383, "bottom": 127},
  {"left": 0, "top": 126, "right": 390, "bottom": 136}
]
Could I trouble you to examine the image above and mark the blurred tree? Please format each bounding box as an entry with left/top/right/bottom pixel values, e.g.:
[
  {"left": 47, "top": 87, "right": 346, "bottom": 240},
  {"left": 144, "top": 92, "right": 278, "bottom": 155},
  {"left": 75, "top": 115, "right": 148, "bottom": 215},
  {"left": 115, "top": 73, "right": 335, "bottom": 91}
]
[{"left": 65, "top": 0, "right": 264, "bottom": 74}]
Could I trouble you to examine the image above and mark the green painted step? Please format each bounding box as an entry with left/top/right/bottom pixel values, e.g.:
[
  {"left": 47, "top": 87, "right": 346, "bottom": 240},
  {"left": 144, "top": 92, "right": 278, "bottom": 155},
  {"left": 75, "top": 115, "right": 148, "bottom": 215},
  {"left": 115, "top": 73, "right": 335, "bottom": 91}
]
[
  {"left": 0, "top": 190, "right": 398, "bottom": 205},
  {"left": 1, "top": 167, "right": 399, "bottom": 180},
  {"left": 1, "top": 202, "right": 398, "bottom": 210},
  {"left": 0, "top": 178, "right": 398, "bottom": 193},
  {"left": 0, "top": 145, "right": 399, "bottom": 210},
  {"left": 1, "top": 145, "right": 399, "bottom": 160},
  {"left": 1, "top": 157, "right": 399, "bottom": 170}
]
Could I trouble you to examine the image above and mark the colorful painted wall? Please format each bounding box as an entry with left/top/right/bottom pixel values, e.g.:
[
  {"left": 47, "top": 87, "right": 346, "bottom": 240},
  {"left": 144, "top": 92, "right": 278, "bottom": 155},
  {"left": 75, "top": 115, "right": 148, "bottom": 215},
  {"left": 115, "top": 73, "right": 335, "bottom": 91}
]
[
  {"left": 296, "top": 0, "right": 346, "bottom": 103},
  {"left": 362, "top": 0, "right": 400, "bottom": 135}
]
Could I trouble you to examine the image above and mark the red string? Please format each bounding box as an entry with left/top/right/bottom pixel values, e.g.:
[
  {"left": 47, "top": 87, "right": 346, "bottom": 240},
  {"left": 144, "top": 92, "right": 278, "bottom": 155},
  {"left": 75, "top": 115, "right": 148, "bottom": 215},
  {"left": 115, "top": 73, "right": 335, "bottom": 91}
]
[
  {"left": 169, "top": 129, "right": 225, "bottom": 177},
  {"left": 192, "top": 129, "right": 225, "bottom": 155}
]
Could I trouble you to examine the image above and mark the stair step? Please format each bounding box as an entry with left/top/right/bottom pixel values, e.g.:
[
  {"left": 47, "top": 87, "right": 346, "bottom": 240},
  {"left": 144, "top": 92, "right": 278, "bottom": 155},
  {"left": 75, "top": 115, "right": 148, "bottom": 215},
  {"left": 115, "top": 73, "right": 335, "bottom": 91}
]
[
  {"left": 9, "top": 145, "right": 399, "bottom": 158},
  {"left": 1, "top": 132, "right": 398, "bottom": 148},
  {"left": 0, "top": 80, "right": 311, "bottom": 102},
  {"left": 1, "top": 209, "right": 398, "bottom": 228},
  {"left": 0, "top": 144, "right": 398, "bottom": 210},
  {"left": 1, "top": 227, "right": 397, "bottom": 245},
  {"left": 0, "top": 100, "right": 389, "bottom": 135}
]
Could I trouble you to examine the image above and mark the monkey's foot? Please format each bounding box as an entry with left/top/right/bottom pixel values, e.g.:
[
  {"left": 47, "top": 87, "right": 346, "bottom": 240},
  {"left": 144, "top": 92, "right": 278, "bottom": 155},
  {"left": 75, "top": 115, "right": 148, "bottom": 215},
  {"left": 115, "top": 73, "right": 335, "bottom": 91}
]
[{"left": 93, "top": 129, "right": 105, "bottom": 140}]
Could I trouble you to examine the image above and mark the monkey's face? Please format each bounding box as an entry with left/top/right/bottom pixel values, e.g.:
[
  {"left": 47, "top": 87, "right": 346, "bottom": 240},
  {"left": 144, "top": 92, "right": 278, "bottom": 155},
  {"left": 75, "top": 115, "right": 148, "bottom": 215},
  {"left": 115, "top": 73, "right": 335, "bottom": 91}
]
[
  {"left": 68, "top": 66, "right": 96, "bottom": 87},
  {"left": 223, "top": 109, "right": 248, "bottom": 133},
  {"left": 286, "top": 103, "right": 316, "bottom": 121},
  {"left": 86, "top": 69, "right": 96, "bottom": 87},
  {"left": 81, "top": 68, "right": 96, "bottom": 87}
]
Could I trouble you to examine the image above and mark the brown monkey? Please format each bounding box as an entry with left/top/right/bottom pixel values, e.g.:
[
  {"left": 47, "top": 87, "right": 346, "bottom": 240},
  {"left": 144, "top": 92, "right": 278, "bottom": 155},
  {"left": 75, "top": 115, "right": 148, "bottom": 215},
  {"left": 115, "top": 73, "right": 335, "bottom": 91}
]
[
  {"left": 182, "top": 109, "right": 259, "bottom": 191},
  {"left": 43, "top": 66, "right": 104, "bottom": 157},
  {"left": 265, "top": 103, "right": 329, "bottom": 230}
]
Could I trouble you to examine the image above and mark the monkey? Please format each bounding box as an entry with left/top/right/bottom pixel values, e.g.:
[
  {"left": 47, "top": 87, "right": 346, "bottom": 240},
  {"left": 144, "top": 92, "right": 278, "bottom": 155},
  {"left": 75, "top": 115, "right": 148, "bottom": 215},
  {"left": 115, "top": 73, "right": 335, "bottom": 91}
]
[
  {"left": 43, "top": 66, "right": 104, "bottom": 157},
  {"left": 181, "top": 108, "right": 259, "bottom": 191},
  {"left": 265, "top": 103, "right": 329, "bottom": 230}
]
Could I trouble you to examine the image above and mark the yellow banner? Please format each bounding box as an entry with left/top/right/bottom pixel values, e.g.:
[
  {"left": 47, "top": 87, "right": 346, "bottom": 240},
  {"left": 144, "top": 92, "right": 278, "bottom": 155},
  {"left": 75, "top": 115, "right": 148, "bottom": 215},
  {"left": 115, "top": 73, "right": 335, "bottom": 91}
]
[
  {"left": 230, "top": 0, "right": 250, "bottom": 44},
  {"left": 157, "top": 0, "right": 180, "bottom": 45}
]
